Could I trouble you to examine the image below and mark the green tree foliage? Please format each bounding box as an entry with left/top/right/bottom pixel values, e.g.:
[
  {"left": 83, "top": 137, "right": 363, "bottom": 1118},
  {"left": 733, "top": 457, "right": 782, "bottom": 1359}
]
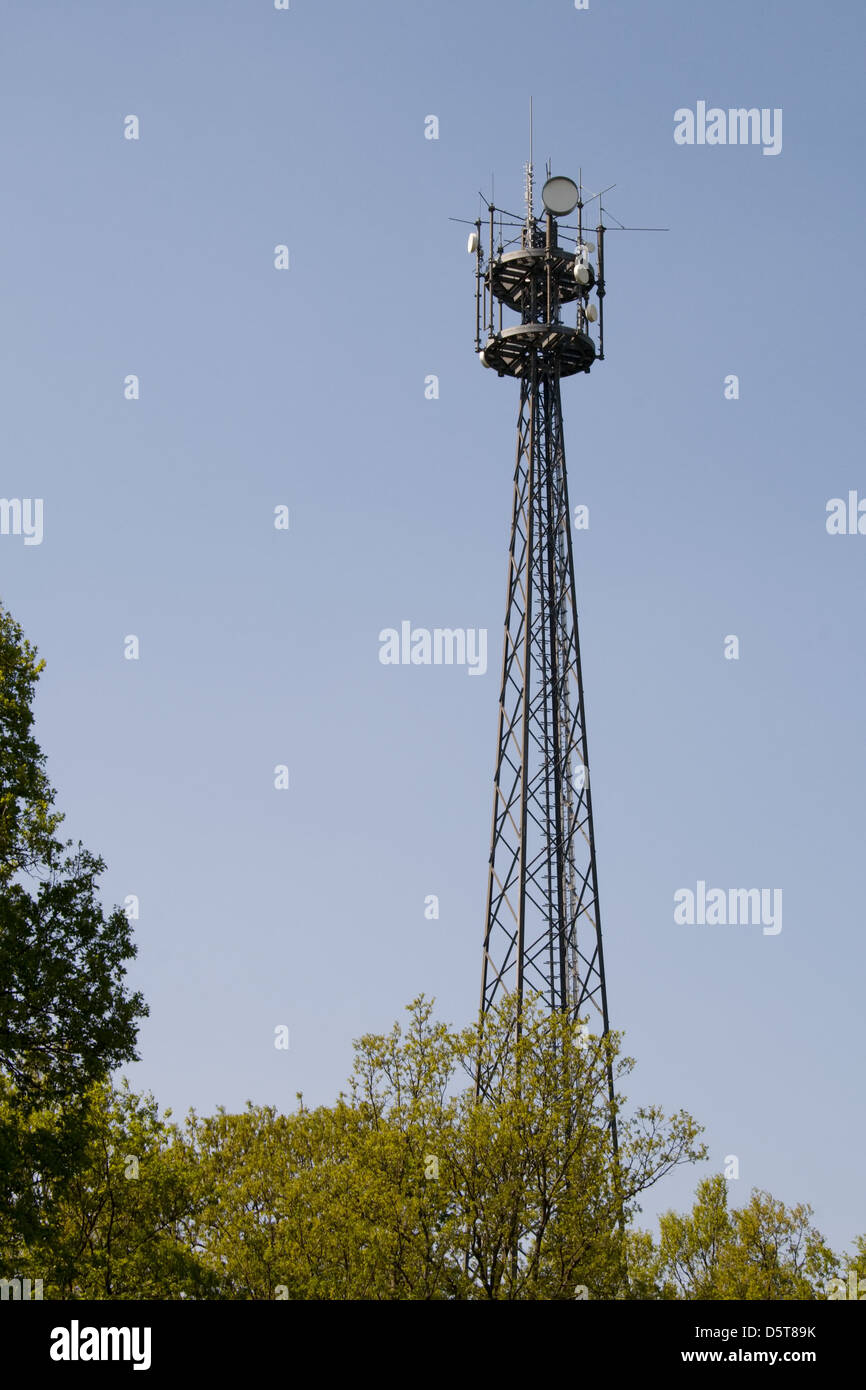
[
  {"left": 0, "top": 602, "right": 147, "bottom": 1254},
  {"left": 0, "top": 605, "right": 63, "bottom": 879},
  {"left": 16, "top": 1082, "right": 218, "bottom": 1300},
  {"left": 181, "top": 995, "right": 706, "bottom": 1300},
  {"left": 847, "top": 1234, "right": 866, "bottom": 1283},
  {"left": 15, "top": 996, "right": 703, "bottom": 1300},
  {"left": 10, "top": 995, "right": 856, "bottom": 1302},
  {"left": 630, "top": 1174, "right": 837, "bottom": 1300}
]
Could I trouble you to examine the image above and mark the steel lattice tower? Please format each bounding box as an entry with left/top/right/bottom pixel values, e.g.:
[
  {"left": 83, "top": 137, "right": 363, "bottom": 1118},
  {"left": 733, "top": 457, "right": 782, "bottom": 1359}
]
[{"left": 469, "top": 166, "right": 615, "bottom": 1117}]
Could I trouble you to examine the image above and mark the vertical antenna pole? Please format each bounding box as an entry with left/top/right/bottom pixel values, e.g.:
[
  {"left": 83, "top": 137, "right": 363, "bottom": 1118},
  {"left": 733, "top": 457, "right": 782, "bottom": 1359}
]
[
  {"left": 474, "top": 218, "right": 482, "bottom": 352},
  {"left": 529, "top": 95, "right": 533, "bottom": 195},
  {"left": 596, "top": 222, "right": 605, "bottom": 360},
  {"left": 488, "top": 202, "right": 495, "bottom": 338},
  {"left": 525, "top": 95, "right": 534, "bottom": 226}
]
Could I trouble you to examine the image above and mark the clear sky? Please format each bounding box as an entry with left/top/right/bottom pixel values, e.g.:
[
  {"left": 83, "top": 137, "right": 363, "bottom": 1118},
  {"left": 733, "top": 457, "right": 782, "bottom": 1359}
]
[{"left": 2, "top": 0, "right": 863, "bottom": 1257}]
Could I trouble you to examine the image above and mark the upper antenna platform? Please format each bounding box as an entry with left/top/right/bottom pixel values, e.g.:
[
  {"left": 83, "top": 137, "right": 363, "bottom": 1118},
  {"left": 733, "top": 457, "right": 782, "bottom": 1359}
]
[
  {"left": 541, "top": 175, "right": 579, "bottom": 216},
  {"left": 458, "top": 149, "right": 667, "bottom": 378}
]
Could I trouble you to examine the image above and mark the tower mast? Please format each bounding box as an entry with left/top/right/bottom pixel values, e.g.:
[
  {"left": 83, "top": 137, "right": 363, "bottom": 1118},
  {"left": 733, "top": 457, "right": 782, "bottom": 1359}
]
[{"left": 469, "top": 167, "right": 616, "bottom": 1143}]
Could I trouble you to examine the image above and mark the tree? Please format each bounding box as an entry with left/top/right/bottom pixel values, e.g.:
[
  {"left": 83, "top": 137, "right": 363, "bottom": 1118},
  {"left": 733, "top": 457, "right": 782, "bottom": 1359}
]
[
  {"left": 182, "top": 994, "right": 706, "bottom": 1300},
  {"left": 14, "top": 1081, "right": 218, "bottom": 1299},
  {"left": 631, "top": 1173, "right": 837, "bottom": 1300},
  {"left": 0, "top": 602, "right": 147, "bottom": 1255},
  {"left": 14, "top": 989, "right": 853, "bottom": 1303}
]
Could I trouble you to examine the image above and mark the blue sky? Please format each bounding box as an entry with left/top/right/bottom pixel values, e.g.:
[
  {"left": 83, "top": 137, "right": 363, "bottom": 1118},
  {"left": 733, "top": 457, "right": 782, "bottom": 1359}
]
[{"left": 2, "top": 0, "right": 863, "bottom": 1257}]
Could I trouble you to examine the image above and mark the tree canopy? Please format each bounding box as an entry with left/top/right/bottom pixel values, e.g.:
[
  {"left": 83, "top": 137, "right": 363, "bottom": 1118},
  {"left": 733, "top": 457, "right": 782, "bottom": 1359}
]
[
  {"left": 628, "top": 1174, "right": 837, "bottom": 1300},
  {"left": 11, "top": 1001, "right": 859, "bottom": 1302},
  {"left": 0, "top": 601, "right": 147, "bottom": 1250}
]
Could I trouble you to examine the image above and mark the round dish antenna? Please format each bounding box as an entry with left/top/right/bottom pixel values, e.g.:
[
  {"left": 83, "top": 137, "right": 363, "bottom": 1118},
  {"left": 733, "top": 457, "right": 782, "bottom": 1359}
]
[{"left": 541, "top": 175, "right": 579, "bottom": 216}]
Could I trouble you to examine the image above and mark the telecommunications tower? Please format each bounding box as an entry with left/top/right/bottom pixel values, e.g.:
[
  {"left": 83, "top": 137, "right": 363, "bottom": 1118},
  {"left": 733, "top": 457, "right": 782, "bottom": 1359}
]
[{"left": 468, "top": 161, "right": 615, "bottom": 1115}]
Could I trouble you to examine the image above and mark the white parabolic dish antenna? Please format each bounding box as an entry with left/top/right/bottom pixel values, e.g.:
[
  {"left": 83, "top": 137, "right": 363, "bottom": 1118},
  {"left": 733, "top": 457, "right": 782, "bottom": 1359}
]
[{"left": 541, "top": 175, "right": 579, "bottom": 216}]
